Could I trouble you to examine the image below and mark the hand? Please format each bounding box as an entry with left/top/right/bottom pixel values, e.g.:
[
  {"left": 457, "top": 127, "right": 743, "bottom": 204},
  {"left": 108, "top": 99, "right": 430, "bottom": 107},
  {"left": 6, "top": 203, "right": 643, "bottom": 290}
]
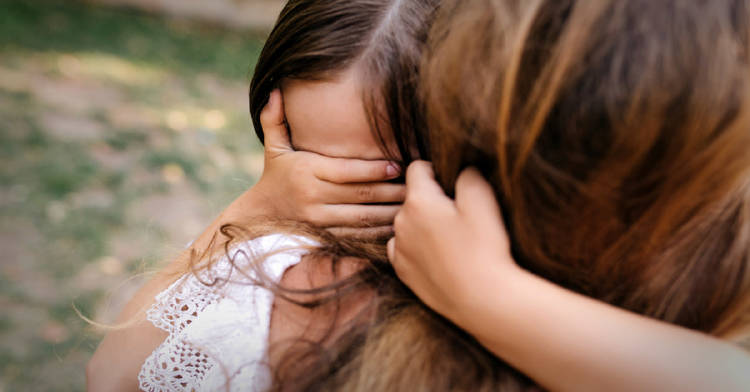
[
  {"left": 387, "top": 161, "right": 521, "bottom": 327},
  {"left": 226, "top": 90, "right": 404, "bottom": 239}
]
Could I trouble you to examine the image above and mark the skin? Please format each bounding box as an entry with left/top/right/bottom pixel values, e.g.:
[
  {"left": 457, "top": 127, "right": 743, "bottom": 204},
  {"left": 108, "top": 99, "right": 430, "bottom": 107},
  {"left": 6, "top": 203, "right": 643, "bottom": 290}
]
[
  {"left": 88, "top": 60, "right": 750, "bottom": 391},
  {"left": 87, "top": 69, "right": 392, "bottom": 391},
  {"left": 269, "top": 69, "right": 392, "bottom": 363},
  {"left": 283, "top": 69, "right": 391, "bottom": 161},
  {"left": 388, "top": 161, "right": 750, "bottom": 392}
]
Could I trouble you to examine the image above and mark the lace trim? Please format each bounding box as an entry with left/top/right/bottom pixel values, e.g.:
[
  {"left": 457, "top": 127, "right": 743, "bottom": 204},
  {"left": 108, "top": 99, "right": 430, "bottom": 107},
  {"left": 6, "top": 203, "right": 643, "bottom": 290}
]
[
  {"left": 138, "top": 235, "right": 313, "bottom": 392},
  {"left": 139, "top": 329, "right": 215, "bottom": 391}
]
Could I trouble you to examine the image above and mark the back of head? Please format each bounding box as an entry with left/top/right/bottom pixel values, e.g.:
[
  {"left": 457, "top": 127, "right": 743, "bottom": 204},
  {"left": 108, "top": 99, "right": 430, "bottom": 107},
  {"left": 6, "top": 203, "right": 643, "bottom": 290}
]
[
  {"left": 424, "top": 0, "right": 750, "bottom": 337},
  {"left": 249, "top": 1, "right": 750, "bottom": 391}
]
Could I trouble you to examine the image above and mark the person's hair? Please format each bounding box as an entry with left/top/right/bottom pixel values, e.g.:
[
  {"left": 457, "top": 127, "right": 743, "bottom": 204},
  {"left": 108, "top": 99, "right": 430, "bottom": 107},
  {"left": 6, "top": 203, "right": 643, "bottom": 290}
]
[
  {"left": 213, "top": 0, "right": 750, "bottom": 391},
  {"left": 244, "top": 0, "right": 524, "bottom": 390},
  {"left": 249, "top": 0, "right": 435, "bottom": 164},
  {"left": 426, "top": 0, "right": 750, "bottom": 340}
]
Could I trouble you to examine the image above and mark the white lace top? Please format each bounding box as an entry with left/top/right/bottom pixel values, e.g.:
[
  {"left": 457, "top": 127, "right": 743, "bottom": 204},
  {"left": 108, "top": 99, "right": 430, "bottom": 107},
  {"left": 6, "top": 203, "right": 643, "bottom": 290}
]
[{"left": 138, "top": 234, "right": 314, "bottom": 392}]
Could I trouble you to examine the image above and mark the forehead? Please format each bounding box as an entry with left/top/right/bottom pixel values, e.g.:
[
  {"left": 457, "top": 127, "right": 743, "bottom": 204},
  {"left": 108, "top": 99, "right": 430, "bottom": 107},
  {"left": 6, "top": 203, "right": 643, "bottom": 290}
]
[{"left": 281, "top": 69, "right": 387, "bottom": 161}]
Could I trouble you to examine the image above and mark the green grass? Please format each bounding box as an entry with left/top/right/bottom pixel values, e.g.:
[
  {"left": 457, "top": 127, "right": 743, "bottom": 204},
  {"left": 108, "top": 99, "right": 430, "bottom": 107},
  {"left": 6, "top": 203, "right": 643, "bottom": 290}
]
[
  {"left": 0, "top": 0, "right": 266, "bottom": 80},
  {"left": 0, "top": 1, "right": 267, "bottom": 390}
]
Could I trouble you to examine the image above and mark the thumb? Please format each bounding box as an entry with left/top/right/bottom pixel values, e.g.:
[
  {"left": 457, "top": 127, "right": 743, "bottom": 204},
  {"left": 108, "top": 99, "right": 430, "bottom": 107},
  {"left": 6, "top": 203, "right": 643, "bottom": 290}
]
[
  {"left": 405, "top": 161, "right": 446, "bottom": 199},
  {"left": 454, "top": 167, "right": 503, "bottom": 224},
  {"left": 259, "top": 89, "right": 292, "bottom": 152},
  {"left": 387, "top": 237, "right": 397, "bottom": 264}
]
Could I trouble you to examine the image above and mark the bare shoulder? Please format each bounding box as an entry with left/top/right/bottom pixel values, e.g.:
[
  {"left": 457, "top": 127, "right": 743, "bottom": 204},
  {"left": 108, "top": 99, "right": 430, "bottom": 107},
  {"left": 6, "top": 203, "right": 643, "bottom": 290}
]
[{"left": 268, "top": 254, "right": 373, "bottom": 364}]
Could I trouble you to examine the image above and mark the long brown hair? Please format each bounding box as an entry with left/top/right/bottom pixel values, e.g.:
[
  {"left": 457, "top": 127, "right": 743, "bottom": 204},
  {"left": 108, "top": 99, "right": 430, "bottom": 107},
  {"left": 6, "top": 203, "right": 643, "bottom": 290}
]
[
  {"left": 243, "top": 0, "right": 509, "bottom": 390},
  {"left": 223, "top": 0, "right": 750, "bottom": 391},
  {"left": 242, "top": 1, "right": 533, "bottom": 391},
  {"left": 425, "top": 0, "right": 750, "bottom": 337}
]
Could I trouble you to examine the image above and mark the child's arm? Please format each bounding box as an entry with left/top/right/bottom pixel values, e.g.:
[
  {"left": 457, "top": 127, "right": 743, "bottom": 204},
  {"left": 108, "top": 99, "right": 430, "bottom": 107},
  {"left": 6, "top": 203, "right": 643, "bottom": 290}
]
[
  {"left": 388, "top": 161, "right": 750, "bottom": 392},
  {"left": 86, "top": 90, "right": 403, "bottom": 391}
]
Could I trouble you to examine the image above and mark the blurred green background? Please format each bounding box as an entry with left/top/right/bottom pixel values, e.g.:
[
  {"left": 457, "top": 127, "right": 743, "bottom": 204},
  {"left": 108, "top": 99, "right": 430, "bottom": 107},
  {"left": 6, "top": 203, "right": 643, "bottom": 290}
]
[{"left": 0, "top": 0, "right": 276, "bottom": 389}]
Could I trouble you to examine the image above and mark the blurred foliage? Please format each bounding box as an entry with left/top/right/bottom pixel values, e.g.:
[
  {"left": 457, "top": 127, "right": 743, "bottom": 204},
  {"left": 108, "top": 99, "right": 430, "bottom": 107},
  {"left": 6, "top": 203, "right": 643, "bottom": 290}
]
[
  {"left": 0, "top": 0, "right": 266, "bottom": 390},
  {"left": 0, "top": 0, "right": 265, "bottom": 80}
]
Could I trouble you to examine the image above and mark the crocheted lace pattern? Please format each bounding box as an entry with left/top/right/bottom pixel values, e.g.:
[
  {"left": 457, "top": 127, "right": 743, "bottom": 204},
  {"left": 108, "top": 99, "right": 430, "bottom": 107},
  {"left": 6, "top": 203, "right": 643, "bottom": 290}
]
[{"left": 138, "top": 234, "right": 312, "bottom": 392}]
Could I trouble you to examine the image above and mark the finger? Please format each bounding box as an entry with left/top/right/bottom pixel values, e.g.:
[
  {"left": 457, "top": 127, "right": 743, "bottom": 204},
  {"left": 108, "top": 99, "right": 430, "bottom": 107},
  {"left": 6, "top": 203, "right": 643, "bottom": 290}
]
[
  {"left": 454, "top": 167, "right": 502, "bottom": 222},
  {"left": 318, "top": 204, "right": 401, "bottom": 228},
  {"left": 405, "top": 160, "right": 445, "bottom": 197},
  {"left": 314, "top": 158, "right": 401, "bottom": 183},
  {"left": 259, "top": 89, "right": 292, "bottom": 151},
  {"left": 324, "top": 182, "right": 406, "bottom": 204},
  {"left": 327, "top": 226, "right": 395, "bottom": 241},
  {"left": 388, "top": 238, "right": 410, "bottom": 282},
  {"left": 387, "top": 237, "right": 396, "bottom": 264}
]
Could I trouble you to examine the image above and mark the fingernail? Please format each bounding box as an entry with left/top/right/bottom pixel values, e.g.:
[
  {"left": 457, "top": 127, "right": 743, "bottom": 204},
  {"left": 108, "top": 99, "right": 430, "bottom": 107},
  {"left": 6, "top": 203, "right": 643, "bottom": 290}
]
[{"left": 386, "top": 163, "right": 400, "bottom": 178}]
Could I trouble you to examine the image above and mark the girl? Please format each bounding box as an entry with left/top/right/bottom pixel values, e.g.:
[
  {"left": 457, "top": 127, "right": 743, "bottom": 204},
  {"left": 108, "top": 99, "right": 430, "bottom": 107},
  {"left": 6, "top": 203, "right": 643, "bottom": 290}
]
[
  {"left": 91, "top": 0, "right": 750, "bottom": 391},
  {"left": 88, "top": 0, "right": 439, "bottom": 390},
  {"left": 390, "top": 0, "right": 750, "bottom": 390}
]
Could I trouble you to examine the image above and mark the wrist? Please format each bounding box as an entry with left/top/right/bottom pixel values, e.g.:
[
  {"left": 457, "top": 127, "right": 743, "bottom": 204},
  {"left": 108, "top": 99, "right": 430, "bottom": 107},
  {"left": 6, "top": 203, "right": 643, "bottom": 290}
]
[
  {"left": 225, "top": 186, "right": 275, "bottom": 223},
  {"left": 191, "top": 188, "right": 272, "bottom": 250},
  {"left": 454, "top": 262, "right": 535, "bottom": 339}
]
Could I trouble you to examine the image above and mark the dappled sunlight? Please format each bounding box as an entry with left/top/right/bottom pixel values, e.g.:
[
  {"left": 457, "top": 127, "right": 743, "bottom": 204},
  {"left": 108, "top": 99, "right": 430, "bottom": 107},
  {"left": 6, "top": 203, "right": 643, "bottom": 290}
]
[
  {"left": 164, "top": 107, "right": 230, "bottom": 133},
  {"left": 165, "top": 109, "right": 189, "bottom": 131},
  {"left": 203, "top": 109, "right": 227, "bottom": 131},
  {"left": 0, "top": 1, "right": 267, "bottom": 390},
  {"left": 160, "top": 163, "right": 186, "bottom": 184},
  {"left": 58, "top": 52, "right": 168, "bottom": 86}
]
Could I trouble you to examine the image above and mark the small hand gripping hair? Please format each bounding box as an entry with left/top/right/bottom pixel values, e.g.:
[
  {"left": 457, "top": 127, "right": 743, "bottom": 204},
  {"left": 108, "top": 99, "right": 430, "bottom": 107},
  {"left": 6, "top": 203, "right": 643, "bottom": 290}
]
[
  {"left": 247, "top": 1, "right": 532, "bottom": 391},
  {"left": 425, "top": 0, "right": 750, "bottom": 340}
]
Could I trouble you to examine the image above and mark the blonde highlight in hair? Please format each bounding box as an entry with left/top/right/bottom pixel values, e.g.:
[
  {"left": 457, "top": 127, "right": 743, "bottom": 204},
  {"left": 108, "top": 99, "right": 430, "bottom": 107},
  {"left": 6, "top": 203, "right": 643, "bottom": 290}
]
[
  {"left": 426, "top": 0, "right": 750, "bottom": 339},
  {"left": 189, "top": 0, "right": 750, "bottom": 390}
]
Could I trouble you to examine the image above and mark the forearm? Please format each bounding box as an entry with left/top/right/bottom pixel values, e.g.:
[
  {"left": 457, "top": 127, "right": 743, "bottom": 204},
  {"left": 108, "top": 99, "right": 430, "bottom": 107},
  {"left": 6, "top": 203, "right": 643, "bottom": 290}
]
[{"left": 462, "top": 268, "right": 750, "bottom": 392}]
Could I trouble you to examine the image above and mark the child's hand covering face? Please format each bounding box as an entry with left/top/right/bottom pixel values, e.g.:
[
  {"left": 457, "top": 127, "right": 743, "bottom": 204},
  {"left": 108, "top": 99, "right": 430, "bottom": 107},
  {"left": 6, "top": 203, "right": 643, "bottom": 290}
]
[
  {"left": 282, "top": 68, "right": 394, "bottom": 161},
  {"left": 240, "top": 89, "right": 404, "bottom": 239}
]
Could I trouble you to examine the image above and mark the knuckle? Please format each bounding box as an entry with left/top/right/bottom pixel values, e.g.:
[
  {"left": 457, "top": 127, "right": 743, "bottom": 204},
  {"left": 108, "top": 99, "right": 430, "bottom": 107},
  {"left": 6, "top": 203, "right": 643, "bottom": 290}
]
[
  {"left": 301, "top": 206, "right": 318, "bottom": 222},
  {"left": 395, "top": 185, "right": 407, "bottom": 200},
  {"left": 357, "top": 212, "right": 373, "bottom": 226},
  {"left": 302, "top": 187, "right": 319, "bottom": 202},
  {"left": 393, "top": 212, "right": 404, "bottom": 231},
  {"left": 356, "top": 185, "right": 374, "bottom": 202}
]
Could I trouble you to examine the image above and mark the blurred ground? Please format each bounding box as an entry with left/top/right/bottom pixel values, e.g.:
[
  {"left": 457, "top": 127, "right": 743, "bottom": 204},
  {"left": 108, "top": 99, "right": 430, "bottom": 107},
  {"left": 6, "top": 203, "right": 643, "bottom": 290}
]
[
  {"left": 0, "top": 0, "right": 268, "bottom": 390},
  {"left": 92, "top": 0, "right": 285, "bottom": 31}
]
